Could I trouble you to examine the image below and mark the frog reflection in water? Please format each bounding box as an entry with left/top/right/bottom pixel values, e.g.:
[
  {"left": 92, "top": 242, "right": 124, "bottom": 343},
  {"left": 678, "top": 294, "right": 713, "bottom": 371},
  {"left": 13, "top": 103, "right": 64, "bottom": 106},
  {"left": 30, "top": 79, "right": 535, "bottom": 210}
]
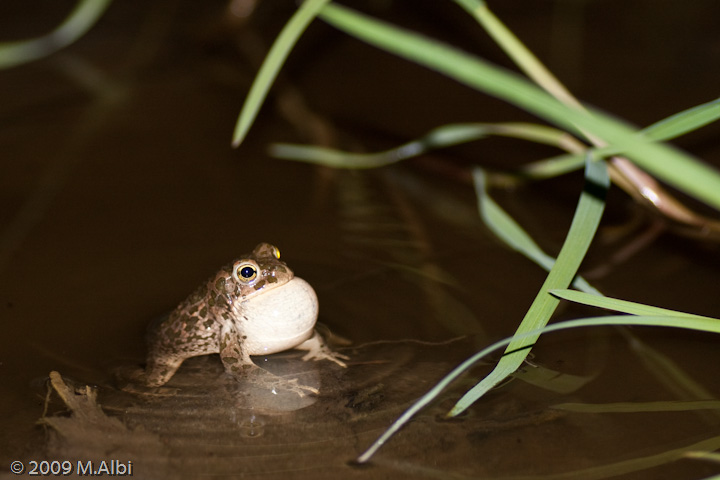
[{"left": 145, "top": 243, "right": 347, "bottom": 394}]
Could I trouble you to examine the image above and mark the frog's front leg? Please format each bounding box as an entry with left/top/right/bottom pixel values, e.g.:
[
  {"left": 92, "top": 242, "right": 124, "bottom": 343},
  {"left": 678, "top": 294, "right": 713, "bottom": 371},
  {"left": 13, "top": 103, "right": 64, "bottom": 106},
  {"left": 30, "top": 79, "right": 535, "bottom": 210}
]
[
  {"left": 219, "top": 323, "right": 319, "bottom": 397},
  {"left": 219, "top": 322, "right": 254, "bottom": 376},
  {"left": 295, "top": 331, "right": 349, "bottom": 367}
]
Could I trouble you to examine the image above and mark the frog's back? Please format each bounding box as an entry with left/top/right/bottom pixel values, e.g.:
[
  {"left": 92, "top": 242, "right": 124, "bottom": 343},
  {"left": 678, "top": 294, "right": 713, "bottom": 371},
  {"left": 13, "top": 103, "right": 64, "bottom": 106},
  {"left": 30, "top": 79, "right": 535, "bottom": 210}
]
[{"left": 147, "top": 279, "right": 223, "bottom": 362}]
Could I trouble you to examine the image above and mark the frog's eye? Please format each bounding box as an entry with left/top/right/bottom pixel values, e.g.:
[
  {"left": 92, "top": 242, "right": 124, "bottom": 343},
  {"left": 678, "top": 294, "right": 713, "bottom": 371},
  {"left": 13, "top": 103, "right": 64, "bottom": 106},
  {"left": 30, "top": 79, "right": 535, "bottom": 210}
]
[
  {"left": 232, "top": 261, "right": 259, "bottom": 284},
  {"left": 253, "top": 243, "right": 281, "bottom": 259}
]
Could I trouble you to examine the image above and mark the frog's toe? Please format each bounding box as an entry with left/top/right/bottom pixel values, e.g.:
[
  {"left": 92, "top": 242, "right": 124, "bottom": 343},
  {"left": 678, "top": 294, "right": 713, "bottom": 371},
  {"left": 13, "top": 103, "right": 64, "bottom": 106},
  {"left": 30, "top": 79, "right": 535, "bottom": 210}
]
[
  {"left": 327, "top": 353, "right": 349, "bottom": 368},
  {"left": 243, "top": 367, "right": 319, "bottom": 397},
  {"left": 115, "top": 368, "right": 180, "bottom": 396},
  {"left": 302, "top": 351, "right": 349, "bottom": 368},
  {"left": 122, "top": 382, "right": 180, "bottom": 396},
  {"left": 286, "top": 378, "right": 320, "bottom": 397}
]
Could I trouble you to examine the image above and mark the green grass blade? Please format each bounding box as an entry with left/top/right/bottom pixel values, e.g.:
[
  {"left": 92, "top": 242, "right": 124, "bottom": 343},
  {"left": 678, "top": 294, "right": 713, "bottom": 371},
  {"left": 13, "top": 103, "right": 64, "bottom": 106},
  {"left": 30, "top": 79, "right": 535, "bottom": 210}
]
[
  {"left": 474, "top": 168, "right": 556, "bottom": 271},
  {"left": 0, "top": 0, "right": 113, "bottom": 70},
  {"left": 454, "top": 0, "right": 720, "bottom": 171},
  {"left": 318, "top": 3, "right": 720, "bottom": 211},
  {"left": 271, "top": 95, "right": 720, "bottom": 176},
  {"left": 454, "top": 0, "right": 582, "bottom": 111},
  {"left": 642, "top": 97, "right": 720, "bottom": 141},
  {"left": 551, "top": 289, "right": 713, "bottom": 320},
  {"left": 519, "top": 152, "right": 585, "bottom": 179},
  {"left": 358, "top": 156, "right": 610, "bottom": 463},
  {"left": 271, "top": 122, "right": 573, "bottom": 168},
  {"left": 231, "top": 0, "right": 330, "bottom": 147},
  {"left": 271, "top": 123, "right": 488, "bottom": 168},
  {"left": 271, "top": 144, "right": 404, "bottom": 169},
  {"left": 530, "top": 434, "right": 720, "bottom": 480},
  {"left": 501, "top": 97, "right": 720, "bottom": 179},
  {"left": 357, "top": 314, "right": 720, "bottom": 463},
  {"left": 272, "top": 94, "right": 720, "bottom": 176},
  {"left": 686, "top": 451, "right": 720, "bottom": 464},
  {"left": 621, "top": 328, "right": 719, "bottom": 404},
  {"left": 474, "top": 167, "right": 601, "bottom": 295},
  {"left": 553, "top": 400, "right": 720, "bottom": 413},
  {"left": 449, "top": 155, "right": 609, "bottom": 416}
]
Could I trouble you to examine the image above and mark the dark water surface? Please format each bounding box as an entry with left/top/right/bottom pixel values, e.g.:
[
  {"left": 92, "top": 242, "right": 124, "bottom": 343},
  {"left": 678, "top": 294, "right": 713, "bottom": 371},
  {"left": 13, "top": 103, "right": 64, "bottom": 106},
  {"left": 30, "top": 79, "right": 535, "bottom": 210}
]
[{"left": 1, "top": 1, "right": 720, "bottom": 479}]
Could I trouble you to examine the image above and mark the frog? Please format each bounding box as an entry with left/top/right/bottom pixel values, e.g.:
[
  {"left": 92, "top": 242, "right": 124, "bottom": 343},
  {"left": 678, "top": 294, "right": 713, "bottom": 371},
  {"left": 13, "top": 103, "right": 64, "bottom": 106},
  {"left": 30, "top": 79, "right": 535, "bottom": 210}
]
[{"left": 143, "top": 243, "right": 347, "bottom": 394}]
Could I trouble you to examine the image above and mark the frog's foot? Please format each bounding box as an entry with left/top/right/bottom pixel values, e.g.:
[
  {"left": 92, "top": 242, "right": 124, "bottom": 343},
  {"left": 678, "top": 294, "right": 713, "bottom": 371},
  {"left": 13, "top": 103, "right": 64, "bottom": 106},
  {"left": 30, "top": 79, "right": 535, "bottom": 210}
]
[
  {"left": 301, "top": 349, "right": 349, "bottom": 368},
  {"left": 121, "top": 381, "right": 180, "bottom": 397},
  {"left": 144, "top": 356, "right": 183, "bottom": 388},
  {"left": 115, "top": 366, "right": 180, "bottom": 396},
  {"left": 242, "top": 365, "right": 319, "bottom": 398},
  {"left": 296, "top": 332, "right": 349, "bottom": 368}
]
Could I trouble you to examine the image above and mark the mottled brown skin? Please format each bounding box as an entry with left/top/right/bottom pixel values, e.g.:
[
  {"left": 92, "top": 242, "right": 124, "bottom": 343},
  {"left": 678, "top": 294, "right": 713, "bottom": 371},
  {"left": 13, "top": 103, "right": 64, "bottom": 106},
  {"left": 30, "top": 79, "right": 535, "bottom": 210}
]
[{"left": 144, "top": 243, "right": 340, "bottom": 388}]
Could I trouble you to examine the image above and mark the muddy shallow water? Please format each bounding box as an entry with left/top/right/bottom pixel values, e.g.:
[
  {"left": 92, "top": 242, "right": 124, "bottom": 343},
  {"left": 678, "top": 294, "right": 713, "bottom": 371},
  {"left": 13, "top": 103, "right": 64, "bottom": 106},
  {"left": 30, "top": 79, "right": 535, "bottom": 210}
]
[{"left": 1, "top": 1, "right": 720, "bottom": 479}]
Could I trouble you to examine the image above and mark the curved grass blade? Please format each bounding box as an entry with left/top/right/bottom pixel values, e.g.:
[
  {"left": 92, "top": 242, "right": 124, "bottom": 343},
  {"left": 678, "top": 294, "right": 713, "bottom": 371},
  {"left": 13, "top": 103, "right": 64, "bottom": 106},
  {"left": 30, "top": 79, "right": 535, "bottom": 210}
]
[
  {"left": 453, "top": 0, "right": 582, "bottom": 111},
  {"left": 551, "top": 289, "right": 713, "bottom": 320},
  {"left": 271, "top": 122, "right": 577, "bottom": 168},
  {"left": 356, "top": 314, "right": 720, "bottom": 463},
  {"left": 355, "top": 155, "right": 608, "bottom": 462},
  {"left": 485, "top": 189, "right": 717, "bottom": 404},
  {"left": 371, "top": 435, "right": 720, "bottom": 479},
  {"left": 448, "top": 155, "right": 609, "bottom": 417},
  {"left": 553, "top": 400, "right": 720, "bottom": 413},
  {"left": 474, "top": 167, "right": 601, "bottom": 295},
  {"left": 642, "top": 97, "right": 720, "bottom": 142},
  {"left": 440, "top": 1, "right": 720, "bottom": 235},
  {"left": 519, "top": 152, "right": 584, "bottom": 179},
  {"left": 456, "top": 0, "right": 720, "bottom": 143},
  {"left": 685, "top": 451, "right": 720, "bottom": 472},
  {"left": 0, "top": 0, "right": 113, "bottom": 70},
  {"left": 531, "top": 434, "right": 720, "bottom": 480},
  {"left": 556, "top": 435, "right": 720, "bottom": 480},
  {"left": 273, "top": 94, "right": 720, "bottom": 176},
  {"left": 453, "top": 0, "right": 720, "bottom": 231},
  {"left": 318, "top": 3, "right": 720, "bottom": 211},
  {"left": 620, "top": 328, "right": 720, "bottom": 405},
  {"left": 519, "top": 96, "right": 720, "bottom": 179},
  {"left": 271, "top": 123, "right": 487, "bottom": 168},
  {"left": 231, "top": 0, "right": 330, "bottom": 147}
]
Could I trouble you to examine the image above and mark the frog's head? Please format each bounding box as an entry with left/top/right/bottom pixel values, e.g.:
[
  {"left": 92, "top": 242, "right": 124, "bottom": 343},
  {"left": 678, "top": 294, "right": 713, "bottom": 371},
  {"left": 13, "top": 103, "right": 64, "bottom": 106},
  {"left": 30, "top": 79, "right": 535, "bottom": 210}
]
[
  {"left": 226, "top": 243, "right": 319, "bottom": 355},
  {"left": 227, "top": 243, "right": 294, "bottom": 299}
]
